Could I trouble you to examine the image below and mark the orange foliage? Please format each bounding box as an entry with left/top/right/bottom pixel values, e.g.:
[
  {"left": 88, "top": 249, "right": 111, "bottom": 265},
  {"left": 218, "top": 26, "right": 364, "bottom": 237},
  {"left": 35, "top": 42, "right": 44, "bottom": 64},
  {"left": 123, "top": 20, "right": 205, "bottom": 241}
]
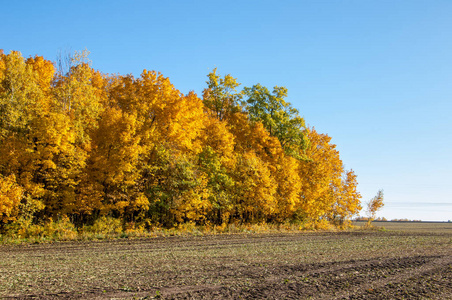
[{"left": 0, "top": 50, "right": 363, "bottom": 232}]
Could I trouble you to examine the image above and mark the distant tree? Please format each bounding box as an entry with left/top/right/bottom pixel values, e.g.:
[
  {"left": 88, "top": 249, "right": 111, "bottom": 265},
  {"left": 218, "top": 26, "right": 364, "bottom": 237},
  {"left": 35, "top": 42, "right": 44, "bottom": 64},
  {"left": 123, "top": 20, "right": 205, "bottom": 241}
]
[{"left": 366, "top": 190, "right": 384, "bottom": 227}]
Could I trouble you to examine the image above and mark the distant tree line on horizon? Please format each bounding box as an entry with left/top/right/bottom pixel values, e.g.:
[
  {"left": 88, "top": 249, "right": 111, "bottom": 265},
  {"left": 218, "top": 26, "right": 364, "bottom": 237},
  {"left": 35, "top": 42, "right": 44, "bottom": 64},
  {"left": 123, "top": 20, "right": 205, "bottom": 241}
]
[{"left": 0, "top": 50, "right": 363, "bottom": 235}]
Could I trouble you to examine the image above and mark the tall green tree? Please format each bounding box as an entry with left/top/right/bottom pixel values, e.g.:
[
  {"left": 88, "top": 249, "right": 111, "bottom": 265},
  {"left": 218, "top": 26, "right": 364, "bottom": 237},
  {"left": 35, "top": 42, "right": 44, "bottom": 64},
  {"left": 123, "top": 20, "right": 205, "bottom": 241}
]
[
  {"left": 243, "top": 84, "right": 307, "bottom": 157},
  {"left": 202, "top": 68, "right": 242, "bottom": 121}
]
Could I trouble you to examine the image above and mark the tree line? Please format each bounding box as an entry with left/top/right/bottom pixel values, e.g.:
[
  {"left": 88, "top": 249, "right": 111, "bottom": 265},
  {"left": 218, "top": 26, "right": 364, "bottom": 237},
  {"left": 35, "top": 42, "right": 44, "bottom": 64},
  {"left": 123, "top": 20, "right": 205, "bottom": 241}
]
[{"left": 0, "top": 50, "right": 362, "bottom": 233}]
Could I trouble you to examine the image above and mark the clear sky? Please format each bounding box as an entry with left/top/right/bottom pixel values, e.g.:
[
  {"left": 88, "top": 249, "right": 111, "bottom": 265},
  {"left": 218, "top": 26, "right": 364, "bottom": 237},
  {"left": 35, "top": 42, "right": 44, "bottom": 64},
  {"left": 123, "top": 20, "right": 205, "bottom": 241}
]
[{"left": 3, "top": 0, "right": 451, "bottom": 221}]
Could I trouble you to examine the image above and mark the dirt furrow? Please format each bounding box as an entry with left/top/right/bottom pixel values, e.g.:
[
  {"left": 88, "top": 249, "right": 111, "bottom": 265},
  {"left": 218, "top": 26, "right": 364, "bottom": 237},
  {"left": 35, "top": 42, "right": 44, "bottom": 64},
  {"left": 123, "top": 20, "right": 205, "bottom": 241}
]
[{"left": 1, "top": 228, "right": 451, "bottom": 299}]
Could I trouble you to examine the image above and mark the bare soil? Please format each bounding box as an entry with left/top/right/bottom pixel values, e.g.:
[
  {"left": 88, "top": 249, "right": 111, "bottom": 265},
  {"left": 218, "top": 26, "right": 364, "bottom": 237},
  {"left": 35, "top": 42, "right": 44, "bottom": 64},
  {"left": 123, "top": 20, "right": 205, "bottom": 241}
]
[{"left": 1, "top": 223, "right": 452, "bottom": 299}]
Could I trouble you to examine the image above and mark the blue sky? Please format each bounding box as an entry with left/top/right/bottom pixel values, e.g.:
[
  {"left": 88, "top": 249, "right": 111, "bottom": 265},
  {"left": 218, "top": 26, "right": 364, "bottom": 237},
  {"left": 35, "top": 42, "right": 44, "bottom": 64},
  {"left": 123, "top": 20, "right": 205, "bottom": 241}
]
[{"left": 3, "top": 1, "right": 451, "bottom": 221}]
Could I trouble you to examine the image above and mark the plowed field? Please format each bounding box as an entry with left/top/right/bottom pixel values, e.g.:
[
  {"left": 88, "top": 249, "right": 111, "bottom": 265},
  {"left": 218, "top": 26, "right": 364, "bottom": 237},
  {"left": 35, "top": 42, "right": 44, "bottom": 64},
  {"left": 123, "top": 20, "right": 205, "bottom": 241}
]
[{"left": 1, "top": 223, "right": 452, "bottom": 299}]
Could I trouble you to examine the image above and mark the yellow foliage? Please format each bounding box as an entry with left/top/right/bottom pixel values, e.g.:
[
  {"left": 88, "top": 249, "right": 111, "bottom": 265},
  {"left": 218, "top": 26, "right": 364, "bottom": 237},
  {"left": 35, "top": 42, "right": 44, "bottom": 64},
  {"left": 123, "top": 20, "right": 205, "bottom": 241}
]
[
  {"left": 25, "top": 56, "right": 55, "bottom": 93},
  {"left": 53, "top": 57, "right": 103, "bottom": 144},
  {"left": 168, "top": 171, "right": 212, "bottom": 224},
  {"left": 88, "top": 216, "right": 123, "bottom": 234},
  {"left": 133, "top": 193, "right": 150, "bottom": 211},
  {"left": 200, "top": 115, "right": 235, "bottom": 162},
  {"left": 274, "top": 156, "right": 302, "bottom": 220},
  {"left": 366, "top": 190, "right": 384, "bottom": 226},
  {"left": 333, "top": 170, "right": 362, "bottom": 220},
  {"left": 0, "top": 50, "right": 363, "bottom": 235},
  {"left": 0, "top": 51, "right": 44, "bottom": 135},
  {"left": 232, "top": 152, "right": 277, "bottom": 222},
  {"left": 0, "top": 175, "right": 23, "bottom": 223},
  {"left": 228, "top": 112, "right": 284, "bottom": 169},
  {"left": 299, "top": 128, "right": 344, "bottom": 220},
  {"left": 29, "top": 112, "right": 86, "bottom": 216}
]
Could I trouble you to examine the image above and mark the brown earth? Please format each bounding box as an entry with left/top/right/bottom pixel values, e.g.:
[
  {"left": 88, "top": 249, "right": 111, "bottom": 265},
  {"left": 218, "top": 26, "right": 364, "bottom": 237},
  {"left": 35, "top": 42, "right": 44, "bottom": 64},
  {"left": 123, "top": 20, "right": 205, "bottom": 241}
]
[{"left": 1, "top": 223, "right": 452, "bottom": 299}]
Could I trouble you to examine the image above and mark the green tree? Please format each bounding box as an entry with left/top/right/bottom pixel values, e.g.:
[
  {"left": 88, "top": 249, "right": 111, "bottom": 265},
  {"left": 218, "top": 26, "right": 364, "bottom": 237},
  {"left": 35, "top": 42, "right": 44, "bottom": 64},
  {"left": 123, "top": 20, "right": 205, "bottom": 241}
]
[
  {"left": 202, "top": 68, "right": 242, "bottom": 121},
  {"left": 243, "top": 84, "right": 307, "bottom": 157}
]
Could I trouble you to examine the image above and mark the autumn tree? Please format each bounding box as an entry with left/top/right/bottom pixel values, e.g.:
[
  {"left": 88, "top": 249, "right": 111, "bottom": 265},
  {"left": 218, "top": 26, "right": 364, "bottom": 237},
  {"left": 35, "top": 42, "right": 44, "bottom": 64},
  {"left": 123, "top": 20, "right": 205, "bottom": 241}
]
[
  {"left": 52, "top": 49, "right": 103, "bottom": 144},
  {"left": 329, "top": 170, "right": 362, "bottom": 225},
  {"left": 81, "top": 106, "right": 144, "bottom": 218},
  {"left": 366, "top": 189, "right": 384, "bottom": 226},
  {"left": 0, "top": 50, "right": 364, "bottom": 235},
  {"left": 0, "top": 50, "right": 35, "bottom": 136},
  {"left": 36, "top": 51, "right": 103, "bottom": 218},
  {"left": 297, "top": 128, "right": 344, "bottom": 220},
  {"left": 273, "top": 155, "right": 302, "bottom": 221},
  {"left": 0, "top": 51, "right": 53, "bottom": 221},
  {"left": 231, "top": 152, "right": 277, "bottom": 223}
]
